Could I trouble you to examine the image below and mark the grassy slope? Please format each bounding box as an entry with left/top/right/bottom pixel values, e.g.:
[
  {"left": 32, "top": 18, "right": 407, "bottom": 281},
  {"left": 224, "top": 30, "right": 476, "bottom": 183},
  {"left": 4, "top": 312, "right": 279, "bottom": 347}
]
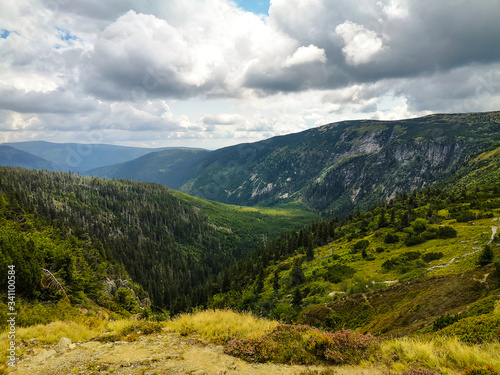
[
  {"left": 170, "top": 189, "right": 317, "bottom": 247},
  {"left": 0, "top": 167, "right": 317, "bottom": 313},
  {"left": 208, "top": 178, "right": 500, "bottom": 339}
]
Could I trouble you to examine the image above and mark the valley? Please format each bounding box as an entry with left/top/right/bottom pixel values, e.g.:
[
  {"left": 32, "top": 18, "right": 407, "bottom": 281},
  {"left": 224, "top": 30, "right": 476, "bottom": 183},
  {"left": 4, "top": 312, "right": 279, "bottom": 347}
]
[{"left": 1, "top": 111, "right": 500, "bottom": 374}]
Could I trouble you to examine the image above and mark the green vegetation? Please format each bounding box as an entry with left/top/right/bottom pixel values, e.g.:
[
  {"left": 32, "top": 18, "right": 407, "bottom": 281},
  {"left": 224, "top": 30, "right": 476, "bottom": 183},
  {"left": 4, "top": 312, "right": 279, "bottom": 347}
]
[
  {"left": 207, "top": 182, "right": 500, "bottom": 337},
  {"left": 0, "top": 167, "right": 315, "bottom": 314},
  {"left": 225, "top": 324, "right": 380, "bottom": 365},
  {"left": 2, "top": 112, "right": 500, "bottom": 373},
  {"left": 79, "top": 112, "right": 500, "bottom": 218}
]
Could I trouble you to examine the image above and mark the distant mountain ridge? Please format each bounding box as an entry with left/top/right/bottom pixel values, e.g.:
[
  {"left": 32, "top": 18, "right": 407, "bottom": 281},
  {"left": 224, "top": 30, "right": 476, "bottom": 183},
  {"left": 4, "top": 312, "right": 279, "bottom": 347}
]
[
  {"left": 1, "top": 141, "right": 205, "bottom": 172},
  {"left": 0, "top": 145, "right": 65, "bottom": 171},
  {"left": 86, "top": 111, "right": 500, "bottom": 216},
  {"left": 87, "top": 148, "right": 210, "bottom": 186}
]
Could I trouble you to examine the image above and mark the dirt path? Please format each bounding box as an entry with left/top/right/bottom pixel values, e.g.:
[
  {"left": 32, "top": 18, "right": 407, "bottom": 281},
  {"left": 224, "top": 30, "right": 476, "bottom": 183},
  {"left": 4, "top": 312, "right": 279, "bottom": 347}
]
[
  {"left": 427, "top": 226, "right": 500, "bottom": 272},
  {"left": 9, "top": 331, "right": 385, "bottom": 375},
  {"left": 487, "top": 226, "right": 498, "bottom": 245}
]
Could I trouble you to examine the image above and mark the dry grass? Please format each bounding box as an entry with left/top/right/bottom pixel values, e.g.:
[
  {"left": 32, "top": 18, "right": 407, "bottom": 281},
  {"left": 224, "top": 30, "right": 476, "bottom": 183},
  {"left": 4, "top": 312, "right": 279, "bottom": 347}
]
[
  {"left": 382, "top": 336, "right": 500, "bottom": 372},
  {"left": 0, "top": 317, "right": 150, "bottom": 374},
  {"left": 167, "top": 309, "right": 279, "bottom": 344}
]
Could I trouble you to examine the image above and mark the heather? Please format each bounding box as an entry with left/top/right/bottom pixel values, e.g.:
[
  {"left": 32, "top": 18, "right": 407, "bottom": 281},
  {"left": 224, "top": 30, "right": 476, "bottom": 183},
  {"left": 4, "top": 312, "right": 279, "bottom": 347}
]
[{"left": 224, "top": 324, "right": 380, "bottom": 365}]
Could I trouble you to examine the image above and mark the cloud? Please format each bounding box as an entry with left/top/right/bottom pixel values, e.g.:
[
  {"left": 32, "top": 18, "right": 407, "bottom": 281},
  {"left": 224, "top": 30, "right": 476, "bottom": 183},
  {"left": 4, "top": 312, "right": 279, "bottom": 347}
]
[
  {"left": 335, "top": 21, "right": 384, "bottom": 66},
  {"left": 283, "top": 44, "right": 326, "bottom": 67},
  {"left": 378, "top": 0, "right": 408, "bottom": 19},
  {"left": 201, "top": 114, "right": 245, "bottom": 126},
  {"left": 1, "top": 0, "right": 500, "bottom": 149}
]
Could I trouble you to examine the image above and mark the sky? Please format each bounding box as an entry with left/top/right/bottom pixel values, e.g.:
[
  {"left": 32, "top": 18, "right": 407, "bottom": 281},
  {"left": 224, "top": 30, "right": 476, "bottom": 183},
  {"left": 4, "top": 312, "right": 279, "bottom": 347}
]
[{"left": 1, "top": 0, "right": 500, "bottom": 150}]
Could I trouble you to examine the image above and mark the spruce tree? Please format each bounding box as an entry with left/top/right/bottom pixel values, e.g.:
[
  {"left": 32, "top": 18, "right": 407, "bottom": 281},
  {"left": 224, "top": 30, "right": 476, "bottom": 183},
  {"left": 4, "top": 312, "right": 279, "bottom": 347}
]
[
  {"left": 478, "top": 245, "right": 494, "bottom": 266},
  {"left": 291, "top": 288, "right": 302, "bottom": 308}
]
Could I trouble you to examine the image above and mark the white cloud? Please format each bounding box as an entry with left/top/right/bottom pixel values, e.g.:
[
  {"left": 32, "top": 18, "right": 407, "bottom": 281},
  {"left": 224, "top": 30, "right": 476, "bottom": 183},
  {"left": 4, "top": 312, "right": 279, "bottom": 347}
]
[
  {"left": 1, "top": 0, "right": 500, "bottom": 149},
  {"left": 335, "top": 21, "right": 384, "bottom": 65},
  {"left": 378, "top": 0, "right": 409, "bottom": 19},
  {"left": 201, "top": 113, "right": 245, "bottom": 126},
  {"left": 283, "top": 44, "right": 326, "bottom": 67}
]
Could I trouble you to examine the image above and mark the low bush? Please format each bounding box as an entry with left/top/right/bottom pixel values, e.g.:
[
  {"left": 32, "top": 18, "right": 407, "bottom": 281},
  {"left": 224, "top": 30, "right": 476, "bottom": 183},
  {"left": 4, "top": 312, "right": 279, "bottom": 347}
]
[
  {"left": 437, "top": 226, "right": 457, "bottom": 239},
  {"left": 351, "top": 239, "right": 370, "bottom": 253},
  {"left": 401, "top": 367, "right": 442, "bottom": 375},
  {"left": 433, "top": 313, "right": 462, "bottom": 331},
  {"left": 405, "top": 235, "right": 425, "bottom": 246},
  {"left": 224, "top": 324, "right": 380, "bottom": 365},
  {"left": 423, "top": 252, "right": 444, "bottom": 263},
  {"left": 438, "top": 314, "right": 500, "bottom": 344},
  {"left": 464, "top": 365, "right": 499, "bottom": 375},
  {"left": 384, "top": 233, "right": 400, "bottom": 244},
  {"left": 325, "top": 264, "right": 356, "bottom": 283}
]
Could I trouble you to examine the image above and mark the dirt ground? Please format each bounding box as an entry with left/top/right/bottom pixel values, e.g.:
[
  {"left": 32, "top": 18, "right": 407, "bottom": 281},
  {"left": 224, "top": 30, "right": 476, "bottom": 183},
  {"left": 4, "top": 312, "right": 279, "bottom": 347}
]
[{"left": 9, "top": 330, "right": 386, "bottom": 375}]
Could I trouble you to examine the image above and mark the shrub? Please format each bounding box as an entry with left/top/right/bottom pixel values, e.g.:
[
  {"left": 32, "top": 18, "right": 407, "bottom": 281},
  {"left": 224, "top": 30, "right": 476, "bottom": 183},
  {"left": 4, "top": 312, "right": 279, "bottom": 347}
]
[
  {"left": 325, "top": 264, "right": 356, "bottom": 283},
  {"left": 456, "top": 211, "right": 477, "bottom": 223},
  {"left": 383, "top": 251, "right": 422, "bottom": 270},
  {"left": 376, "top": 247, "right": 385, "bottom": 253},
  {"left": 422, "top": 252, "right": 444, "bottom": 263},
  {"left": 433, "top": 313, "right": 462, "bottom": 331},
  {"left": 401, "top": 368, "right": 442, "bottom": 375},
  {"left": 437, "top": 226, "right": 457, "bottom": 239},
  {"left": 464, "top": 365, "right": 498, "bottom": 375},
  {"left": 384, "top": 233, "right": 400, "bottom": 244},
  {"left": 494, "top": 261, "right": 500, "bottom": 279},
  {"left": 411, "top": 218, "right": 429, "bottom": 234},
  {"left": 438, "top": 314, "right": 500, "bottom": 344},
  {"left": 224, "top": 324, "right": 380, "bottom": 365},
  {"left": 405, "top": 235, "right": 425, "bottom": 246},
  {"left": 420, "top": 230, "right": 438, "bottom": 241},
  {"left": 351, "top": 239, "right": 370, "bottom": 253}
]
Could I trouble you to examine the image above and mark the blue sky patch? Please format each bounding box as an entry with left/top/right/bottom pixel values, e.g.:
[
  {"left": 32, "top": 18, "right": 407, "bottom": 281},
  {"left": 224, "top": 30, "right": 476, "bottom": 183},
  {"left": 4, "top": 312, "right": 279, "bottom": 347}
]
[
  {"left": 56, "top": 27, "right": 78, "bottom": 43},
  {"left": 1, "top": 29, "right": 11, "bottom": 39},
  {"left": 234, "top": 0, "right": 270, "bottom": 15}
]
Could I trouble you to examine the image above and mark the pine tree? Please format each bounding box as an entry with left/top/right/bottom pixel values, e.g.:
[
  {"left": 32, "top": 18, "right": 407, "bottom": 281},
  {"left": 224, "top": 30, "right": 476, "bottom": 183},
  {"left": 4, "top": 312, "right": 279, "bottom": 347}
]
[
  {"left": 272, "top": 270, "right": 280, "bottom": 294},
  {"left": 291, "top": 260, "right": 305, "bottom": 286},
  {"left": 306, "top": 242, "right": 315, "bottom": 261},
  {"left": 478, "top": 245, "right": 494, "bottom": 266},
  {"left": 291, "top": 287, "right": 302, "bottom": 308}
]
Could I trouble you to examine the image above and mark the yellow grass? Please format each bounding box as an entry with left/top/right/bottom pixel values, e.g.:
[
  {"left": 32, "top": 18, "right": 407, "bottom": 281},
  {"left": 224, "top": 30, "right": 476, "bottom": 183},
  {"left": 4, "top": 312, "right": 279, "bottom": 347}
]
[
  {"left": 167, "top": 309, "right": 278, "bottom": 344},
  {"left": 382, "top": 337, "right": 500, "bottom": 372},
  {"left": 0, "top": 317, "right": 144, "bottom": 373}
]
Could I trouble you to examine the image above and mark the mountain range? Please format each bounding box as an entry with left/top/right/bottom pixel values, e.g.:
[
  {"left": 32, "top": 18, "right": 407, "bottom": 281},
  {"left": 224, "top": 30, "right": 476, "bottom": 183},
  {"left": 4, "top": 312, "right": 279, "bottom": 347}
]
[
  {"left": 1, "top": 110, "right": 500, "bottom": 375},
  {"left": 7, "top": 111, "right": 500, "bottom": 217},
  {"left": 0, "top": 141, "right": 203, "bottom": 173}
]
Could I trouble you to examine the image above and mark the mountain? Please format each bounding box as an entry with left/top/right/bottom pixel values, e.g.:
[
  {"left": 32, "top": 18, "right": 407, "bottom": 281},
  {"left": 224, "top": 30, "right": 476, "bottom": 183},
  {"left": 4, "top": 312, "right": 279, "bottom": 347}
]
[
  {"left": 0, "top": 166, "right": 315, "bottom": 313},
  {"left": 1, "top": 141, "right": 201, "bottom": 172},
  {"left": 84, "top": 111, "right": 500, "bottom": 216},
  {"left": 0, "top": 145, "right": 65, "bottom": 171},
  {"left": 206, "top": 178, "right": 500, "bottom": 337},
  {"left": 87, "top": 148, "right": 210, "bottom": 186}
]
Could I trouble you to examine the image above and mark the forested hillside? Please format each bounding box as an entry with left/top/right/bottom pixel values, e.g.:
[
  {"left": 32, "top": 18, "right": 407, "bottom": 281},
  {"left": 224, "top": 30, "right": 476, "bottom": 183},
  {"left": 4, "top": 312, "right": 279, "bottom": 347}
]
[
  {"left": 86, "top": 111, "right": 500, "bottom": 217},
  {"left": 0, "top": 167, "right": 315, "bottom": 313},
  {"left": 206, "top": 179, "right": 500, "bottom": 336}
]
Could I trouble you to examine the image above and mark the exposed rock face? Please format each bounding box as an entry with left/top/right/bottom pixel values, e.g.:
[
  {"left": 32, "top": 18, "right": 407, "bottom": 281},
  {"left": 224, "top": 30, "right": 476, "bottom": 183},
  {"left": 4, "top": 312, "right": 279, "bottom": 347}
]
[
  {"left": 84, "top": 111, "right": 500, "bottom": 216},
  {"left": 303, "top": 137, "right": 471, "bottom": 212},
  {"left": 178, "top": 112, "right": 500, "bottom": 215}
]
